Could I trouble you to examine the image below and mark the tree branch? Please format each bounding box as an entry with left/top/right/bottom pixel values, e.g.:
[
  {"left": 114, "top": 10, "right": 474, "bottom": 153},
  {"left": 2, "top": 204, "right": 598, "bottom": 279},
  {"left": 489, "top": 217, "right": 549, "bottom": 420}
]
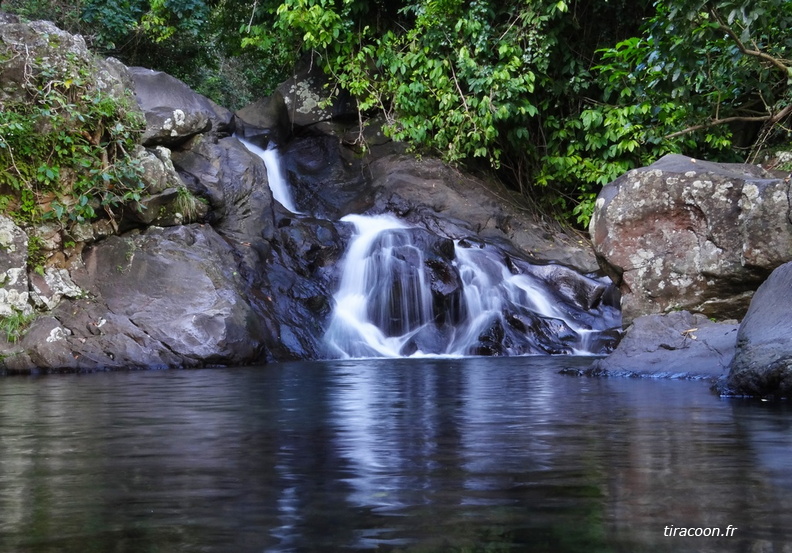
[
  {"left": 710, "top": 8, "right": 792, "bottom": 76},
  {"left": 246, "top": 0, "right": 258, "bottom": 33},
  {"left": 664, "top": 105, "right": 792, "bottom": 140}
]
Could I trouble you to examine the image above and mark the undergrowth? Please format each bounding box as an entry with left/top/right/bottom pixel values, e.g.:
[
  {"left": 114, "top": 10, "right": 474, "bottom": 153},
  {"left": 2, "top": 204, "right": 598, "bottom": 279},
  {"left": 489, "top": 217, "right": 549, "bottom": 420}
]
[{"left": 0, "top": 37, "right": 146, "bottom": 228}]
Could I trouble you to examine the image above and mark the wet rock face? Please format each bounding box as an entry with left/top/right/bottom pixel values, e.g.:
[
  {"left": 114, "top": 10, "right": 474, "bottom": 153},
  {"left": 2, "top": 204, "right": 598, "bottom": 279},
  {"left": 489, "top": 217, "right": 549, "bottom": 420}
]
[
  {"left": 727, "top": 262, "right": 792, "bottom": 398},
  {"left": 280, "top": 133, "right": 369, "bottom": 219},
  {"left": 261, "top": 216, "right": 347, "bottom": 361},
  {"left": 591, "top": 154, "right": 792, "bottom": 324}
]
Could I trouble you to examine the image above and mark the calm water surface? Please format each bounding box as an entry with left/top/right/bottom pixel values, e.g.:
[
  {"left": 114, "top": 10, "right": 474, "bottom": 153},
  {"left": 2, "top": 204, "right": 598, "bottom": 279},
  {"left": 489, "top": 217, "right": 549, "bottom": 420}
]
[{"left": 1, "top": 357, "right": 791, "bottom": 553}]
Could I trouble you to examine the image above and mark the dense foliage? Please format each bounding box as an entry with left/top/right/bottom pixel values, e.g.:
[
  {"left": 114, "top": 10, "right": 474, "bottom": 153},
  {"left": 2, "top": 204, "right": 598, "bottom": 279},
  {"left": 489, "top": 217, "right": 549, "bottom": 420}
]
[
  {"left": 2, "top": 0, "right": 792, "bottom": 225},
  {"left": 0, "top": 41, "right": 145, "bottom": 229}
]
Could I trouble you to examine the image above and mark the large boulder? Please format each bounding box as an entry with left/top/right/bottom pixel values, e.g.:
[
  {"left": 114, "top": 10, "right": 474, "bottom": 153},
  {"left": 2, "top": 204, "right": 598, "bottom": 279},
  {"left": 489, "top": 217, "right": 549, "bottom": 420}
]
[
  {"left": 591, "top": 154, "right": 792, "bottom": 323},
  {"left": 275, "top": 59, "right": 358, "bottom": 137},
  {"left": 234, "top": 92, "right": 291, "bottom": 144},
  {"left": 0, "top": 14, "right": 127, "bottom": 104},
  {"left": 128, "top": 66, "right": 234, "bottom": 146},
  {"left": 726, "top": 262, "right": 792, "bottom": 398},
  {"left": 2, "top": 225, "right": 265, "bottom": 373},
  {"left": 576, "top": 311, "right": 738, "bottom": 380}
]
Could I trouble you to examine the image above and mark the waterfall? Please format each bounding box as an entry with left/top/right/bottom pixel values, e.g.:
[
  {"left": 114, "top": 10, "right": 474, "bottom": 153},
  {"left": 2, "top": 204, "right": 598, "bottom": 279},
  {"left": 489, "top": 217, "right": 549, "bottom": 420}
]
[
  {"left": 234, "top": 133, "right": 619, "bottom": 359},
  {"left": 324, "top": 214, "right": 620, "bottom": 359},
  {"left": 237, "top": 136, "right": 301, "bottom": 213},
  {"left": 450, "top": 245, "right": 601, "bottom": 355},
  {"left": 324, "top": 214, "right": 434, "bottom": 358}
]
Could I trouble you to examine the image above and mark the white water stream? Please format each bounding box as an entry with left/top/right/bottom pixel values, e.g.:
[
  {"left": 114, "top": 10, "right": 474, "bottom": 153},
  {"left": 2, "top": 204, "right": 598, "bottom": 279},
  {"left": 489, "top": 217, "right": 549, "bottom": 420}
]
[
  {"left": 323, "top": 214, "right": 429, "bottom": 358},
  {"left": 238, "top": 136, "right": 301, "bottom": 213},
  {"left": 324, "top": 214, "right": 607, "bottom": 358}
]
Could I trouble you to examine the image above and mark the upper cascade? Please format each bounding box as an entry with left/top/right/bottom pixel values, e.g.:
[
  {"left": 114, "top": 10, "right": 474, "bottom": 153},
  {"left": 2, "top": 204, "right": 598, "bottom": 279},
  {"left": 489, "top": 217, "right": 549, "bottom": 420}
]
[
  {"left": 237, "top": 136, "right": 301, "bottom": 214},
  {"left": 324, "top": 214, "right": 621, "bottom": 359}
]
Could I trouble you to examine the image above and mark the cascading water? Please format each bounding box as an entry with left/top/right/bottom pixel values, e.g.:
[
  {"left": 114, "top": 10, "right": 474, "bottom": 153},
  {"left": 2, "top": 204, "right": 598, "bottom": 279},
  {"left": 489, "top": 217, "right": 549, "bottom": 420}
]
[
  {"left": 233, "top": 132, "right": 619, "bottom": 359},
  {"left": 450, "top": 245, "right": 611, "bottom": 355},
  {"left": 324, "top": 214, "right": 436, "bottom": 358},
  {"left": 237, "top": 136, "right": 301, "bottom": 213},
  {"left": 324, "top": 214, "right": 621, "bottom": 359}
]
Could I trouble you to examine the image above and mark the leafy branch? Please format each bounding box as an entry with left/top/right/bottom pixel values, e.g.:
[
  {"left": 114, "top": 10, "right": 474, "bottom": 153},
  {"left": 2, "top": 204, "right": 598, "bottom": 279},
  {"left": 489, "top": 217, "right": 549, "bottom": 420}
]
[
  {"left": 0, "top": 40, "right": 146, "bottom": 227},
  {"left": 709, "top": 7, "right": 792, "bottom": 77}
]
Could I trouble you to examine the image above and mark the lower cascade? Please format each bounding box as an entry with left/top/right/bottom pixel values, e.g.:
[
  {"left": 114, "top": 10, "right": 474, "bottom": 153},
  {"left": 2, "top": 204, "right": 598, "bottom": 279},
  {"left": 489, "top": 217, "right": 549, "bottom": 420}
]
[{"left": 324, "top": 214, "right": 621, "bottom": 359}]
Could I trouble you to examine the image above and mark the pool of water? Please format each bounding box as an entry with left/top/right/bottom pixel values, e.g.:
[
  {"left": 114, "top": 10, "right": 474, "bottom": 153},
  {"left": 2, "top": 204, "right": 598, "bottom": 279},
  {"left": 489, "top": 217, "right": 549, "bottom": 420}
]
[{"left": 1, "top": 356, "right": 790, "bottom": 552}]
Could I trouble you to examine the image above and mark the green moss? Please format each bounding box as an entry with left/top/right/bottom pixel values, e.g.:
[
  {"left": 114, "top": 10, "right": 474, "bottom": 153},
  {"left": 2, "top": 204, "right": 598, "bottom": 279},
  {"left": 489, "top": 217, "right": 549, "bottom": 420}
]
[
  {"left": 26, "top": 235, "right": 47, "bottom": 275},
  {"left": 0, "top": 309, "right": 36, "bottom": 343}
]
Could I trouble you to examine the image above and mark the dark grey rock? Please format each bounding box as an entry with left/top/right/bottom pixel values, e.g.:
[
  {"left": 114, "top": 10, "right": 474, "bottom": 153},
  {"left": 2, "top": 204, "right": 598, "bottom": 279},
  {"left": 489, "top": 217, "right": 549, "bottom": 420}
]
[
  {"left": 235, "top": 92, "right": 291, "bottom": 144},
  {"left": 575, "top": 311, "right": 738, "bottom": 380},
  {"left": 260, "top": 216, "right": 346, "bottom": 360},
  {"left": 726, "top": 262, "right": 792, "bottom": 397},
  {"left": 281, "top": 133, "right": 369, "bottom": 219},
  {"left": 13, "top": 316, "right": 80, "bottom": 371},
  {"left": 128, "top": 66, "right": 234, "bottom": 146},
  {"left": 172, "top": 134, "right": 277, "bottom": 268},
  {"left": 1, "top": 224, "right": 268, "bottom": 372}
]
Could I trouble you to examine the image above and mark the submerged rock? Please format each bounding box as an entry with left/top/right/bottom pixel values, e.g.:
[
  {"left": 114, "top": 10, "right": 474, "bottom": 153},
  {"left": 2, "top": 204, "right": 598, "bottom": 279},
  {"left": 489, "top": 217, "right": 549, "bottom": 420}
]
[{"left": 726, "top": 262, "right": 792, "bottom": 398}]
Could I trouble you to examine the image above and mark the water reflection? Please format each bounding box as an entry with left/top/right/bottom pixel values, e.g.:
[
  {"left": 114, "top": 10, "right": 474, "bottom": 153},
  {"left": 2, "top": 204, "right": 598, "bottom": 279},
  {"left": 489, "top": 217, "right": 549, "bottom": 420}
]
[{"left": 0, "top": 359, "right": 791, "bottom": 552}]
